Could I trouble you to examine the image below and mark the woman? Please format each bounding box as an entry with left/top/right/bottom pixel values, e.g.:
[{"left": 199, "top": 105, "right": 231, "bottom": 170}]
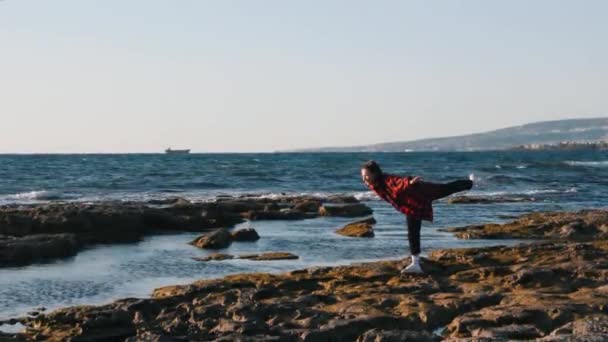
[{"left": 361, "top": 160, "right": 473, "bottom": 274}]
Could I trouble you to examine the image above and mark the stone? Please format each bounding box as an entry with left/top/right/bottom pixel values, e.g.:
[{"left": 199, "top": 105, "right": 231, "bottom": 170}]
[
  {"left": 231, "top": 228, "right": 260, "bottom": 242},
  {"left": 190, "top": 229, "right": 233, "bottom": 249},
  {"left": 336, "top": 217, "right": 376, "bottom": 238}
]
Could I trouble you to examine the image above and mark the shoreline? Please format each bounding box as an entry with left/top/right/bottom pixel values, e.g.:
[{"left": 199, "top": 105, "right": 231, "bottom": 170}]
[
  {"left": 0, "top": 194, "right": 372, "bottom": 268},
  {"left": 2, "top": 208, "right": 607, "bottom": 340}
]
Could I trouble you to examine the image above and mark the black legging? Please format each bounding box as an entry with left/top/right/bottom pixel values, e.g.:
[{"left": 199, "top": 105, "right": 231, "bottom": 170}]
[{"left": 407, "top": 179, "right": 472, "bottom": 255}]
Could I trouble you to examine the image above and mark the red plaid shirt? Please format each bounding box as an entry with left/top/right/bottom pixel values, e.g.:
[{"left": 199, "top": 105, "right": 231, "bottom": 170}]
[{"left": 368, "top": 174, "right": 443, "bottom": 221}]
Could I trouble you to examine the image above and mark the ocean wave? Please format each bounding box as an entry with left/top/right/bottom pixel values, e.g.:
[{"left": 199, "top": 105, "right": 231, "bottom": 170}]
[
  {"left": 468, "top": 189, "right": 561, "bottom": 197},
  {"left": 565, "top": 161, "right": 608, "bottom": 167},
  {"left": 352, "top": 191, "right": 379, "bottom": 201},
  {"left": 5, "top": 190, "right": 70, "bottom": 201}
]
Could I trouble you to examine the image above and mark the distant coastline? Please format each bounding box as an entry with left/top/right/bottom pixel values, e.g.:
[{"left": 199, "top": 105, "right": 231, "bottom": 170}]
[
  {"left": 512, "top": 140, "right": 608, "bottom": 151},
  {"left": 286, "top": 117, "right": 608, "bottom": 152}
]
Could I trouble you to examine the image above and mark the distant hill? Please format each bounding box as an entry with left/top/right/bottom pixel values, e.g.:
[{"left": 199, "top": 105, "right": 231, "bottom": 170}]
[{"left": 289, "top": 117, "right": 608, "bottom": 152}]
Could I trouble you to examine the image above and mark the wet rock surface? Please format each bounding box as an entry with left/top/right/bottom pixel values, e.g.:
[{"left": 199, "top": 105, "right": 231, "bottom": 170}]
[
  {"left": 0, "top": 195, "right": 372, "bottom": 267},
  {"left": 237, "top": 252, "right": 299, "bottom": 261},
  {"left": 17, "top": 237, "right": 608, "bottom": 341},
  {"left": 336, "top": 216, "right": 376, "bottom": 238},
  {"left": 0, "top": 234, "right": 81, "bottom": 267},
  {"left": 194, "top": 252, "right": 299, "bottom": 262},
  {"left": 444, "top": 209, "right": 608, "bottom": 240}
]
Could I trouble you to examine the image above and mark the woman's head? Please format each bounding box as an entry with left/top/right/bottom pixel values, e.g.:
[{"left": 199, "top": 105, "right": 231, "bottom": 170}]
[{"left": 361, "top": 160, "right": 383, "bottom": 187}]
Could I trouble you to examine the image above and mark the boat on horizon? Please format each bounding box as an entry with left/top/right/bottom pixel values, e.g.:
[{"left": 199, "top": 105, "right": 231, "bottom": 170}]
[{"left": 165, "top": 148, "right": 191, "bottom": 154}]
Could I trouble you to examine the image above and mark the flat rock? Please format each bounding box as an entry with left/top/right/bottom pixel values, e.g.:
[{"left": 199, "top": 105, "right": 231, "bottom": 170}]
[
  {"left": 193, "top": 253, "right": 235, "bottom": 261},
  {"left": 444, "top": 209, "right": 608, "bottom": 240},
  {"left": 319, "top": 203, "right": 374, "bottom": 217},
  {"left": 194, "top": 252, "right": 299, "bottom": 261},
  {"left": 237, "top": 252, "right": 299, "bottom": 261},
  {"left": 0, "top": 234, "right": 81, "bottom": 267}
]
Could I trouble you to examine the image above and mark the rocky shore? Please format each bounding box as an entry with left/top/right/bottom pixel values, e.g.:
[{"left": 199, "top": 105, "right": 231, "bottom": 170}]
[
  {"left": 2, "top": 208, "right": 607, "bottom": 341},
  {"left": 443, "top": 209, "right": 608, "bottom": 240},
  {"left": 0, "top": 195, "right": 371, "bottom": 267}
]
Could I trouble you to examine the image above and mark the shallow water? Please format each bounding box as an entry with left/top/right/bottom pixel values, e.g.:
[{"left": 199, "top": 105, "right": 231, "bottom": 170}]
[
  {"left": 0, "top": 151, "right": 607, "bottom": 321},
  {"left": 0, "top": 200, "right": 553, "bottom": 320}
]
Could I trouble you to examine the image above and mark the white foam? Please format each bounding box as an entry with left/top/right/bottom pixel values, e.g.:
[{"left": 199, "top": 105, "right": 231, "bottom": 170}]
[
  {"left": 5, "top": 190, "right": 65, "bottom": 201},
  {"left": 468, "top": 189, "right": 561, "bottom": 197},
  {"left": 565, "top": 161, "right": 608, "bottom": 167},
  {"left": 516, "top": 165, "right": 528, "bottom": 169},
  {"left": 352, "top": 191, "right": 378, "bottom": 201}
]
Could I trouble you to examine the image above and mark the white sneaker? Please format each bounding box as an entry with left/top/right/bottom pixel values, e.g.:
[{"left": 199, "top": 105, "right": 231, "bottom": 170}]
[{"left": 400, "top": 262, "right": 423, "bottom": 274}]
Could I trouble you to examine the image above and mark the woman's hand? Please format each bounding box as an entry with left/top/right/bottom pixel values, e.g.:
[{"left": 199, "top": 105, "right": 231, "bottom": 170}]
[{"left": 410, "top": 176, "right": 423, "bottom": 185}]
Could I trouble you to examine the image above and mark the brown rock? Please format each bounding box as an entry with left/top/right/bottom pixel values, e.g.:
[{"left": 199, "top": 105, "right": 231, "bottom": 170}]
[
  {"left": 193, "top": 253, "right": 235, "bottom": 261},
  {"left": 190, "top": 229, "right": 233, "bottom": 249},
  {"left": 237, "top": 252, "right": 299, "bottom": 261},
  {"left": 444, "top": 209, "right": 608, "bottom": 241},
  {"left": 336, "top": 217, "right": 376, "bottom": 238}
]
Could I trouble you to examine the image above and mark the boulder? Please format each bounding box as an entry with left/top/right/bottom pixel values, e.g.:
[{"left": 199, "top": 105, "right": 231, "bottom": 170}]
[
  {"left": 190, "top": 229, "right": 233, "bottom": 249},
  {"left": 336, "top": 217, "right": 376, "bottom": 238},
  {"left": 231, "top": 228, "right": 260, "bottom": 242}
]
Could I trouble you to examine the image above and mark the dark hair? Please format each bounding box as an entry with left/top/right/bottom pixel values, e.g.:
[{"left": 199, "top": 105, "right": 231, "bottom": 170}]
[{"left": 362, "top": 160, "right": 383, "bottom": 176}]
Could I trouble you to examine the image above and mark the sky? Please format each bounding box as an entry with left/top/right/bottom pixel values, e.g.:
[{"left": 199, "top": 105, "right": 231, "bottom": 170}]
[{"left": 1, "top": 0, "right": 607, "bottom": 153}]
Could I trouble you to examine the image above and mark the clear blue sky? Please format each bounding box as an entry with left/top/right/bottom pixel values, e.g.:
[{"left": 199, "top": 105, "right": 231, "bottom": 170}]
[{"left": 1, "top": 0, "right": 607, "bottom": 152}]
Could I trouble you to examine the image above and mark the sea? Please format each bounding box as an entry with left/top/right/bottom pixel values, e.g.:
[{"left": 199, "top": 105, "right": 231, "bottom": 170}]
[{"left": 0, "top": 151, "right": 607, "bottom": 322}]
